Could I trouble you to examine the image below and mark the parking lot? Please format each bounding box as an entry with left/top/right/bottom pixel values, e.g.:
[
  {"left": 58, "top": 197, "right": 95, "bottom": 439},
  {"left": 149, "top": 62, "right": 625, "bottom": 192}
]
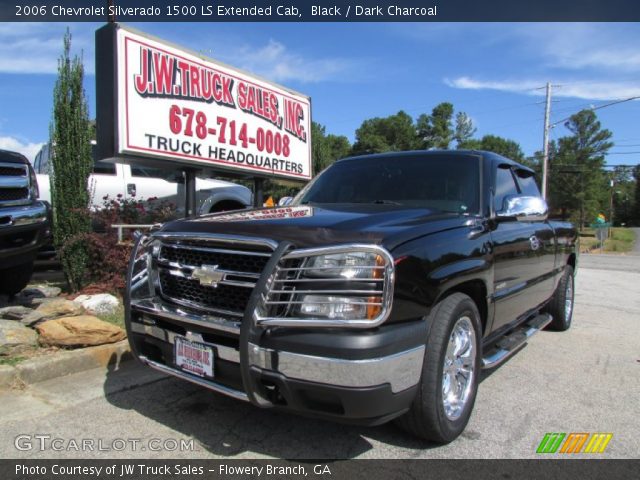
[{"left": 0, "top": 253, "right": 638, "bottom": 459}]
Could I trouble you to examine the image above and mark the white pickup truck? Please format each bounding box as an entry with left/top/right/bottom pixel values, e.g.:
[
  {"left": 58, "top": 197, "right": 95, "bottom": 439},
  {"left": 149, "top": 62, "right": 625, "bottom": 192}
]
[{"left": 33, "top": 143, "right": 252, "bottom": 214}]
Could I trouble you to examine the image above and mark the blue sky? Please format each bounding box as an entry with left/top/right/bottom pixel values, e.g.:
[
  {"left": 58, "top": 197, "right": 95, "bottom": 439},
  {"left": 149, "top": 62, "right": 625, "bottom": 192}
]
[{"left": 1, "top": 22, "right": 639, "bottom": 166}]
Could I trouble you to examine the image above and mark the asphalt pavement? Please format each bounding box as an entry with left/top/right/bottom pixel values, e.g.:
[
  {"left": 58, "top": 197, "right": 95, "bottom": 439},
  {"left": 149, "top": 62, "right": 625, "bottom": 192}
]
[{"left": 1, "top": 254, "right": 638, "bottom": 459}]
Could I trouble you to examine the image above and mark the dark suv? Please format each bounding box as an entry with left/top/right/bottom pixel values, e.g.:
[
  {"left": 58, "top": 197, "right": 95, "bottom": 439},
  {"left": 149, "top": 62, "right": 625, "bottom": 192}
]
[{"left": 0, "top": 149, "right": 49, "bottom": 295}]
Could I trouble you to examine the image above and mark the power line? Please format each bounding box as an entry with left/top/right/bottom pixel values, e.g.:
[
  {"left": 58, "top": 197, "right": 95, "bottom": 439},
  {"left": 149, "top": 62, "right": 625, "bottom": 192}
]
[{"left": 550, "top": 95, "right": 640, "bottom": 129}]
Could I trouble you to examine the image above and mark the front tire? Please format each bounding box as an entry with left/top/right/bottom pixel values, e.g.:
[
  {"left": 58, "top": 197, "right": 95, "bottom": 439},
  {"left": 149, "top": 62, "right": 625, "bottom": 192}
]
[
  {"left": 396, "top": 292, "right": 481, "bottom": 443},
  {"left": 544, "top": 265, "right": 575, "bottom": 331}
]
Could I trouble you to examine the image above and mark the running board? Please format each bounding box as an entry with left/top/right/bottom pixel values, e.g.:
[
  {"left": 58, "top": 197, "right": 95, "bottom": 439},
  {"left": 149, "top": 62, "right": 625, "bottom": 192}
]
[{"left": 481, "top": 313, "right": 552, "bottom": 369}]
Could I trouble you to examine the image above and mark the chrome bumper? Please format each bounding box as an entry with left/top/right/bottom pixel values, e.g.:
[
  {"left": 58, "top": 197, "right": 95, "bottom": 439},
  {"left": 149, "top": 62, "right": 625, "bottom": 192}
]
[
  {"left": 0, "top": 201, "right": 48, "bottom": 228},
  {"left": 130, "top": 320, "right": 424, "bottom": 396},
  {"left": 249, "top": 343, "right": 424, "bottom": 393}
]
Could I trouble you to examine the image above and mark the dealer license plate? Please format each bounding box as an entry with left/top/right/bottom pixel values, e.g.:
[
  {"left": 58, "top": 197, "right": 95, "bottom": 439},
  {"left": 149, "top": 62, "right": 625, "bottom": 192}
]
[{"left": 174, "top": 336, "right": 214, "bottom": 378}]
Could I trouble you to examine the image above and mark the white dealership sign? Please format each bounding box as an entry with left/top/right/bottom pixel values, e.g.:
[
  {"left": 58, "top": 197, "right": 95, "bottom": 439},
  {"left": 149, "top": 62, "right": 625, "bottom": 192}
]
[{"left": 100, "top": 24, "right": 312, "bottom": 181}]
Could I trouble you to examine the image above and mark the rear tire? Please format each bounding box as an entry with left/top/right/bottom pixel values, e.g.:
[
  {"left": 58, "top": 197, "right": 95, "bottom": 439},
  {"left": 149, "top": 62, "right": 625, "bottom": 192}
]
[
  {"left": 396, "top": 292, "right": 481, "bottom": 443},
  {"left": 544, "top": 265, "right": 574, "bottom": 331},
  {"left": 0, "top": 261, "right": 34, "bottom": 296}
]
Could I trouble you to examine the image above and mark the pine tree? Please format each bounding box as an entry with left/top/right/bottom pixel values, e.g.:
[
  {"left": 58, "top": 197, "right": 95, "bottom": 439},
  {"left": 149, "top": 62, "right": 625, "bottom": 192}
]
[{"left": 50, "top": 30, "right": 93, "bottom": 291}]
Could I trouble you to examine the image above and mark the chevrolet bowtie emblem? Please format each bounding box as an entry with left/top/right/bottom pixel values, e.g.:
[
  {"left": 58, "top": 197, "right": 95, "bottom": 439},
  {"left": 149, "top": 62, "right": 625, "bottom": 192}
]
[{"left": 191, "top": 264, "right": 225, "bottom": 287}]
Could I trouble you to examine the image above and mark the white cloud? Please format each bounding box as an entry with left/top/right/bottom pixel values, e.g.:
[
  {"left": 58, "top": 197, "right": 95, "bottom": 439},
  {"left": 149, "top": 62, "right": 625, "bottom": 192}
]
[
  {"left": 513, "top": 23, "right": 640, "bottom": 73},
  {"left": 222, "top": 39, "right": 358, "bottom": 84},
  {"left": 441, "top": 24, "right": 640, "bottom": 101},
  {"left": 445, "top": 76, "right": 640, "bottom": 101},
  {"left": 0, "top": 136, "right": 44, "bottom": 163},
  {"left": 445, "top": 77, "right": 542, "bottom": 94},
  {"left": 0, "top": 23, "right": 95, "bottom": 75}
]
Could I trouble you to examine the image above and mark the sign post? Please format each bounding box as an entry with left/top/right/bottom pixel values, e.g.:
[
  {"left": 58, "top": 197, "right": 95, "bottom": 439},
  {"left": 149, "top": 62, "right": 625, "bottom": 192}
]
[
  {"left": 95, "top": 23, "right": 312, "bottom": 216},
  {"left": 590, "top": 215, "right": 611, "bottom": 253}
]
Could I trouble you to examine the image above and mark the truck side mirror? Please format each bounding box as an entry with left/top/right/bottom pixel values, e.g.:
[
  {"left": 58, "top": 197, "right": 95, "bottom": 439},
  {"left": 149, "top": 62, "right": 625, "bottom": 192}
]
[{"left": 496, "top": 195, "right": 548, "bottom": 222}]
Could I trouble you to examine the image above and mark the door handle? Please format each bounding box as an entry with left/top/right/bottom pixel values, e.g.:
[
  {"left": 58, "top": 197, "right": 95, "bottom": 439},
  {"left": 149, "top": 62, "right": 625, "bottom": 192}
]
[{"left": 127, "top": 183, "right": 136, "bottom": 196}]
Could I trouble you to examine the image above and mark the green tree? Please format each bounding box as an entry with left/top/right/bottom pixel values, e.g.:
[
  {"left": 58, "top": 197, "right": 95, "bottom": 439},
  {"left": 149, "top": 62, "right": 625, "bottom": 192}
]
[
  {"left": 454, "top": 112, "right": 476, "bottom": 146},
  {"left": 50, "top": 30, "right": 93, "bottom": 291},
  {"left": 458, "top": 134, "right": 525, "bottom": 163},
  {"left": 610, "top": 166, "right": 635, "bottom": 226},
  {"left": 547, "top": 110, "right": 613, "bottom": 227},
  {"left": 326, "top": 134, "right": 351, "bottom": 162},
  {"left": 351, "top": 111, "right": 418, "bottom": 155},
  {"left": 417, "top": 102, "right": 454, "bottom": 149},
  {"left": 311, "top": 121, "right": 351, "bottom": 174}
]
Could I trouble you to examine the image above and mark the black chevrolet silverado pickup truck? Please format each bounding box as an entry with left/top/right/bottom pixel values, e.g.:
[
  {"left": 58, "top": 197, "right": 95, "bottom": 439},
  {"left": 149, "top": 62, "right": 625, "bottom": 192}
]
[
  {"left": 125, "top": 150, "right": 578, "bottom": 442},
  {"left": 0, "top": 149, "right": 49, "bottom": 295}
]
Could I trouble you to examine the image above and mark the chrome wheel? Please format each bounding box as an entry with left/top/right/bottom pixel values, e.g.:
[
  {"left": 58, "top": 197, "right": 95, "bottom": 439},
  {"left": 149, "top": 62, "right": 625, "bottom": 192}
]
[
  {"left": 442, "top": 315, "right": 477, "bottom": 421},
  {"left": 564, "top": 275, "right": 574, "bottom": 321}
]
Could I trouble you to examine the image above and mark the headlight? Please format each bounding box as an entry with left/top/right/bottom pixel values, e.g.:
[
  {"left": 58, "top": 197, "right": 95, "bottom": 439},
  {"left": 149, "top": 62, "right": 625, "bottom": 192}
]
[
  {"left": 256, "top": 245, "right": 394, "bottom": 328},
  {"left": 303, "top": 252, "right": 382, "bottom": 279},
  {"left": 298, "top": 295, "right": 369, "bottom": 320}
]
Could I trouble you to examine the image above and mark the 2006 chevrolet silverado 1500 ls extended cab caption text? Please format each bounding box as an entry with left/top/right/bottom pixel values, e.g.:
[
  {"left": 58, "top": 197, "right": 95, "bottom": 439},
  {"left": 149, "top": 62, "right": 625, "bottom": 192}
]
[{"left": 125, "top": 150, "right": 578, "bottom": 443}]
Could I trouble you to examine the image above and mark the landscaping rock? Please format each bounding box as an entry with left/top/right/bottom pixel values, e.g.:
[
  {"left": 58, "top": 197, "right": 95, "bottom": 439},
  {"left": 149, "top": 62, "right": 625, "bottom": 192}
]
[
  {"left": 0, "top": 305, "right": 33, "bottom": 321},
  {"left": 36, "top": 315, "right": 126, "bottom": 347},
  {"left": 35, "top": 298, "right": 84, "bottom": 319},
  {"left": 0, "top": 320, "right": 37, "bottom": 355},
  {"left": 73, "top": 294, "right": 120, "bottom": 315},
  {"left": 13, "top": 285, "right": 62, "bottom": 306},
  {"left": 23, "top": 285, "right": 62, "bottom": 299},
  {"left": 20, "top": 310, "right": 47, "bottom": 327}
]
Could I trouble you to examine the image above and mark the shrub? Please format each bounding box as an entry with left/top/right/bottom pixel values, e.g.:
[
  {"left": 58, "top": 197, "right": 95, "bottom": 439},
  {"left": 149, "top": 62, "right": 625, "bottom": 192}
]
[{"left": 63, "top": 195, "right": 177, "bottom": 295}]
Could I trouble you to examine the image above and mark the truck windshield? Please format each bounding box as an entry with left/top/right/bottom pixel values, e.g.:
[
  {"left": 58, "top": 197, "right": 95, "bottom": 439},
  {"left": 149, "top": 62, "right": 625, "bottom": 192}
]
[{"left": 296, "top": 154, "right": 480, "bottom": 214}]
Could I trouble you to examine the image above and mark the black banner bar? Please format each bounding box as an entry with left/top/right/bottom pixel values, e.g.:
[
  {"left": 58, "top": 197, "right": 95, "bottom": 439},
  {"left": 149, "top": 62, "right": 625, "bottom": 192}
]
[
  {"left": 2, "top": 459, "right": 640, "bottom": 480},
  {"left": 2, "top": 0, "right": 640, "bottom": 22}
]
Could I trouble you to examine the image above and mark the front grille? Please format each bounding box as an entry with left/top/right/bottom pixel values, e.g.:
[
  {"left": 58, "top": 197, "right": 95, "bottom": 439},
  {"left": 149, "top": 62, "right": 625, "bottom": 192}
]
[
  {"left": 160, "top": 244, "right": 268, "bottom": 274},
  {"left": 0, "top": 166, "right": 26, "bottom": 176},
  {"left": 159, "top": 270, "right": 254, "bottom": 314},
  {"left": 0, "top": 188, "right": 28, "bottom": 202},
  {"left": 155, "top": 240, "right": 273, "bottom": 317}
]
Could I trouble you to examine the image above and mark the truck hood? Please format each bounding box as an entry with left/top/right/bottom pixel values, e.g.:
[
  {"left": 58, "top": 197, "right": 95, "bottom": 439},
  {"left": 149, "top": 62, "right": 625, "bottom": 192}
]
[{"left": 159, "top": 204, "right": 472, "bottom": 251}]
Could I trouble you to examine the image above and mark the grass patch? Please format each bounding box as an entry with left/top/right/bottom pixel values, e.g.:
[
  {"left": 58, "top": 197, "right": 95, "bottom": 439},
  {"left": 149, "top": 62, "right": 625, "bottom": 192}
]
[
  {"left": 96, "top": 303, "right": 125, "bottom": 329},
  {"left": 581, "top": 227, "right": 636, "bottom": 253},
  {"left": 611, "top": 228, "right": 635, "bottom": 243},
  {"left": 0, "top": 356, "right": 26, "bottom": 367}
]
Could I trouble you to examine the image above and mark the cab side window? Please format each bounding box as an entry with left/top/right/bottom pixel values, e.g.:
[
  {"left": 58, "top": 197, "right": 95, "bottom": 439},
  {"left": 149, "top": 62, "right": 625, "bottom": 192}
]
[
  {"left": 515, "top": 169, "right": 541, "bottom": 197},
  {"left": 93, "top": 161, "right": 116, "bottom": 175},
  {"left": 131, "top": 166, "right": 167, "bottom": 179},
  {"left": 494, "top": 165, "right": 519, "bottom": 212}
]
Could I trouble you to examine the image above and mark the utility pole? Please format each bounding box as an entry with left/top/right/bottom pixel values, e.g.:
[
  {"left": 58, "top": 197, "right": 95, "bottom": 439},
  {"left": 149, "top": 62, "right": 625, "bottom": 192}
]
[{"left": 541, "top": 82, "right": 552, "bottom": 200}]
